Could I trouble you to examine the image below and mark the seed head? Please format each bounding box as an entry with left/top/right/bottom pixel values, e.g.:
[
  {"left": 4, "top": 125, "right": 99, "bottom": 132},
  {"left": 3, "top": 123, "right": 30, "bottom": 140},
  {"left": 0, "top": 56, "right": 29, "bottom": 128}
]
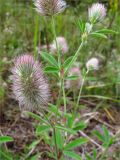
[
  {"left": 34, "top": 0, "right": 67, "bottom": 16},
  {"left": 88, "top": 3, "right": 106, "bottom": 23},
  {"left": 11, "top": 54, "right": 50, "bottom": 111},
  {"left": 86, "top": 57, "right": 99, "bottom": 70}
]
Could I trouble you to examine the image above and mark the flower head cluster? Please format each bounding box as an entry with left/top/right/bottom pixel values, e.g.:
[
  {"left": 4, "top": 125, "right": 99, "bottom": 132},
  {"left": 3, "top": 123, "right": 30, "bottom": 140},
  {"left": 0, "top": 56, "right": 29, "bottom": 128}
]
[
  {"left": 86, "top": 57, "right": 99, "bottom": 71},
  {"left": 66, "top": 67, "right": 83, "bottom": 91},
  {"left": 34, "top": 0, "right": 67, "bottom": 16},
  {"left": 50, "top": 36, "right": 68, "bottom": 54},
  {"left": 11, "top": 54, "right": 50, "bottom": 111},
  {"left": 88, "top": 3, "right": 106, "bottom": 23}
]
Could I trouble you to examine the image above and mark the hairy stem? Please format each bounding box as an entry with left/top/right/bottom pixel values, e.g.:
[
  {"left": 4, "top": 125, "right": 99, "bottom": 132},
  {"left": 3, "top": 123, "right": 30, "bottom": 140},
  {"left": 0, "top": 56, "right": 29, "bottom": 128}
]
[
  {"left": 62, "top": 78, "right": 67, "bottom": 115},
  {"left": 75, "top": 70, "right": 89, "bottom": 113},
  {"left": 34, "top": 15, "right": 39, "bottom": 59},
  {"left": 51, "top": 16, "right": 61, "bottom": 67},
  {"left": 53, "top": 127, "right": 59, "bottom": 160},
  {"left": 65, "top": 42, "right": 84, "bottom": 74},
  {"left": 51, "top": 16, "right": 66, "bottom": 115}
]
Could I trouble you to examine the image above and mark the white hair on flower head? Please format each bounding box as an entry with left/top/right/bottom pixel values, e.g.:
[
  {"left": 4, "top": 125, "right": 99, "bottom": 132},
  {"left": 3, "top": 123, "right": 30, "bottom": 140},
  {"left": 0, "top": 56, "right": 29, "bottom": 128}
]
[
  {"left": 66, "top": 67, "right": 83, "bottom": 91},
  {"left": 50, "top": 36, "right": 68, "bottom": 54},
  {"left": 86, "top": 57, "right": 99, "bottom": 70},
  {"left": 88, "top": 3, "right": 106, "bottom": 23},
  {"left": 11, "top": 54, "right": 50, "bottom": 111},
  {"left": 34, "top": 0, "right": 67, "bottom": 16}
]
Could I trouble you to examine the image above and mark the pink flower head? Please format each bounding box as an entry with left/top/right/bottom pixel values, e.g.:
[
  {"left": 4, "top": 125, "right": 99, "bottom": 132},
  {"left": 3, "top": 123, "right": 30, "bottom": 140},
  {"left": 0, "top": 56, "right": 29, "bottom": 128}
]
[
  {"left": 50, "top": 37, "right": 68, "bottom": 54},
  {"left": 66, "top": 67, "right": 83, "bottom": 91},
  {"left": 88, "top": 3, "right": 106, "bottom": 23},
  {"left": 34, "top": 0, "right": 67, "bottom": 16},
  {"left": 11, "top": 54, "right": 50, "bottom": 111},
  {"left": 86, "top": 57, "right": 99, "bottom": 70}
]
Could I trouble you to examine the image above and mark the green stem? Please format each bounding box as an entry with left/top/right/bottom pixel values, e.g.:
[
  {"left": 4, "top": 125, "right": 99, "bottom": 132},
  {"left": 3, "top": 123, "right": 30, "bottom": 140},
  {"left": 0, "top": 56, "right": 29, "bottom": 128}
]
[
  {"left": 53, "top": 127, "right": 58, "bottom": 160},
  {"left": 51, "top": 16, "right": 61, "bottom": 116},
  {"left": 65, "top": 42, "right": 84, "bottom": 74},
  {"left": 62, "top": 41, "right": 84, "bottom": 115},
  {"left": 51, "top": 16, "right": 61, "bottom": 67},
  {"left": 39, "top": 110, "right": 58, "bottom": 159},
  {"left": 51, "top": 16, "right": 62, "bottom": 159},
  {"left": 75, "top": 70, "right": 89, "bottom": 114},
  {"left": 34, "top": 15, "right": 39, "bottom": 60},
  {"left": 51, "top": 16, "right": 67, "bottom": 115},
  {"left": 62, "top": 79, "right": 67, "bottom": 115}
]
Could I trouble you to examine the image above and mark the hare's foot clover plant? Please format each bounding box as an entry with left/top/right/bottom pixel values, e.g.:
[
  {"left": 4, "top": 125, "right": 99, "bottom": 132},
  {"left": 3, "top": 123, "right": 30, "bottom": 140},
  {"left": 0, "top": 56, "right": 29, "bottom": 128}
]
[{"left": 10, "top": 1, "right": 117, "bottom": 159}]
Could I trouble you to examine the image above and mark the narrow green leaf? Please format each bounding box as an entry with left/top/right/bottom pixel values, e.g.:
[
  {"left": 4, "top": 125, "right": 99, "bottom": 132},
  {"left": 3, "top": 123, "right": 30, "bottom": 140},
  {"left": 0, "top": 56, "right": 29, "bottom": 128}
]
[
  {"left": 55, "top": 125, "right": 76, "bottom": 135},
  {"left": 81, "top": 95, "right": 120, "bottom": 103},
  {"left": 66, "top": 76, "right": 79, "bottom": 80},
  {"left": 92, "top": 130, "right": 104, "bottom": 142},
  {"left": 102, "top": 126, "right": 111, "bottom": 148},
  {"left": 85, "top": 153, "right": 92, "bottom": 160},
  {"left": 55, "top": 129, "right": 63, "bottom": 149},
  {"left": 63, "top": 56, "right": 74, "bottom": 69},
  {"left": 0, "top": 136, "right": 13, "bottom": 144},
  {"left": 93, "top": 148, "right": 97, "bottom": 160},
  {"left": 0, "top": 150, "right": 13, "bottom": 160},
  {"left": 48, "top": 103, "right": 62, "bottom": 116},
  {"left": 76, "top": 19, "right": 85, "bottom": 33},
  {"left": 67, "top": 114, "right": 75, "bottom": 128},
  {"left": 73, "top": 121, "right": 87, "bottom": 131},
  {"left": 63, "top": 151, "right": 82, "bottom": 160},
  {"left": 41, "top": 52, "right": 58, "bottom": 67},
  {"left": 44, "top": 66, "right": 59, "bottom": 73},
  {"left": 26, "top": 111, "right": 49, "bottom": 125},
  {"left": 64, "top": 137, "right": 88, "bottom": 150},
  {"left": 96, "top": 29, "right": 118, "bottom": 34},
  {"left": 36, "top": 125, "right": 51, "bottom": 135},
  {"left": 29, "top": 140, "right": 40, "bottom": 149},
  {"left": 103, "top": 126, "right": 109, "bottom": 141},
  {"left": 91, "top": 32, "right": 107, "bottom": 39}
]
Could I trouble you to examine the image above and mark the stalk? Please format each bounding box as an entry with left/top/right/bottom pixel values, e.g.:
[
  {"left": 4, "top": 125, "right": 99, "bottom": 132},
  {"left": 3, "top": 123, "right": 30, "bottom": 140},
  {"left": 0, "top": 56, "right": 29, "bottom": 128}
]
[
  {"left": 65, "top": 42, "right": 84, "bottom": 74},
  {"left": 53, "top": 127, "right": 59, "bottom": 160},
  {"left": 34, "top": 15, "right": 39, "bottom": 59},
  {"left": 51, "top": 16, "right": 61, "bottom": 67},
  {"left": 74, "top": 70, "right": 89, "bottom": 114},
  {"left": 51, "top": 16, "right": 67, "bottom": 115}
]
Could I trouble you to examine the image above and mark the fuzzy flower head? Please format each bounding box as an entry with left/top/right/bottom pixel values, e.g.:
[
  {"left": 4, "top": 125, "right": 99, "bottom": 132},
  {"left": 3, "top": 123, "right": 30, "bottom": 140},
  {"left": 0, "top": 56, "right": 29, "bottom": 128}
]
[
  {"left": 34, "top": 0, "right": 67, "bottom": 16},
  {"left": 50, "top": 37, "right": 68, "bottom": 54},
  {"left": 66, "top": 67, "right": 83, "bottom": 91},
  {"left": 11, "top": 54, "right": 50, "bottom": 111},
  {"left": 86, "top": 57, "right": 99, "bottom": 71},
  {"left": 88, "top": 3, "right": 106, "bottom": 23}
]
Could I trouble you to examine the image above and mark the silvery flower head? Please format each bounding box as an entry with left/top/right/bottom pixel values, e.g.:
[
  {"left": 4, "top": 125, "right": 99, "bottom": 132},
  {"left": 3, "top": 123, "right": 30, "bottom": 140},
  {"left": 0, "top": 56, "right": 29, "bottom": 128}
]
[
  {"left": 34, "top": 0, "right": 67, "bottom": 16},
  {"left": 86, "top": 57, "right": 99, "bottom": 71},
  {"left": 88, "top": 3, "right": 106, "bottom": 23},
  {"left": 66, "top": 67, "right": 83, "bottom": 91},
  {"left": 11, "top": 54, "right": 50, "bottom": 111},
  {"left": 50, "top": 36, "right": 68, "bottom": 54}
]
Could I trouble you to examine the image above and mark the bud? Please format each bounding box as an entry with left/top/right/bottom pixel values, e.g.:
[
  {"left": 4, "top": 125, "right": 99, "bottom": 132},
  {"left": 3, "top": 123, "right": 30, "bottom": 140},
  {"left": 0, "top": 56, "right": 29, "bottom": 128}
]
[
  {"left": 66, "top": 67, "right": 83, "bottom": 91},
  {"left": 34, "top": 0, "right": 67, "bottom": 16},
  {"left": 88, "top": 3, "right": 106, "bottom": 23},
  {"left": 86, "top": 57, "right": 99, "bottom": 70},
  {"left": 11, "top": 54, "right": 50, "bottom": 111},
  {"left": 50, "top": 36, "right": 68, "bottom": 54}
]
